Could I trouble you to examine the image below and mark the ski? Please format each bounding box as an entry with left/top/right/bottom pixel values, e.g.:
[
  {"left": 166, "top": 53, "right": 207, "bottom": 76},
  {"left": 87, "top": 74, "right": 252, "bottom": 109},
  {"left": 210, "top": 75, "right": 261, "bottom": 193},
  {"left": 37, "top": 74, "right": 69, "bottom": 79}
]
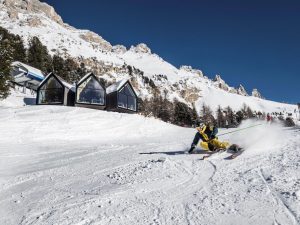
[
  {"left": 224, "top": 148, "right": 245, "bottom": 160},
  {"left": 199, "top": 148, "right": 226, "bottom": 160}
]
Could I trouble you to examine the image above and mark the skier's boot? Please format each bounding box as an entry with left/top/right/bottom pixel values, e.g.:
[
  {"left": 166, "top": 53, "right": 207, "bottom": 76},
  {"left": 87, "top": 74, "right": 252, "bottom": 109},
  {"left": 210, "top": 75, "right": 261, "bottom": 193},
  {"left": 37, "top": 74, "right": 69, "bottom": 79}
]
[
  {"left": 228, "top": 144, "right": 240, "bottom": 153},
  {"left": 188, "top": 145, "right": 196, "bottom": 154}
]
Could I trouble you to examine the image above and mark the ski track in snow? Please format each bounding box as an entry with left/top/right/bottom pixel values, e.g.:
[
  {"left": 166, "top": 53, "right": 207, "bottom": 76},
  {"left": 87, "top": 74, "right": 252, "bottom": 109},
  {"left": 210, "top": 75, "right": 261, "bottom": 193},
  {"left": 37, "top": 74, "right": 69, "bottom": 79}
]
[{"left": 0, "top": 106, "right": 300, "bottom": 225}]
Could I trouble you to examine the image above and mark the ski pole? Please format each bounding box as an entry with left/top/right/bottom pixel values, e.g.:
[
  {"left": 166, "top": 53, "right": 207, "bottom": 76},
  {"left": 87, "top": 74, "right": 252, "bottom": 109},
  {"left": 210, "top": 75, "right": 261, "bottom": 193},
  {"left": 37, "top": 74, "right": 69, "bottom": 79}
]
[{"left": 218, "top": 123, "right": 263, "bottom": 137}]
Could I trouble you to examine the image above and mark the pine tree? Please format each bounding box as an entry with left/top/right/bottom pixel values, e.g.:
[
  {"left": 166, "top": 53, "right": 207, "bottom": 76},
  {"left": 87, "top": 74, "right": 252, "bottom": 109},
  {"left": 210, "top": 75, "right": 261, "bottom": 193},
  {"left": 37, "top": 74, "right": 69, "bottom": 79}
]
[
  {"left": 200, "top": 103, "right": 214, "bottom": 124},
  {"left": 190, "top": 103, "right": 198, "bottom": 126},
  {"left": 0, "top": 26, "right": 26, "bottom": 63},
  {"left": 216, "top": 105, "right": 225, "bottom": 127},
  {"left": 246, "top": 106, "right": 254, "bottom": 118},
  {"left": 51, "top": 55, "right": 85, "bottom": 83},
  {"left": 225, "top": 106, "right": 237, "bottom": 127},
  {"left": 77, "top": 62, "right": 87, "bottom": 79},
  {"left": 157, "top": 96, "right": 171, "bottom": 122},
  {"left": 241, "top": 103, "right": 248, "bottom": 118},
  {"left": 27, "top": 36, "right": 51, "bottom": 73},
  {"left": 174, "top": 100, "right": 192, "bottom": 126},
  {"left": 52, "top": 54, "right": 66, "bottom": 78},
  {"left": 0, "top": 26, "right": 28, "bottom": 99},
  {"left": 65, "top": 58, "right": 80, "bottom": 83},
  {"left": 11, "top": 35, "right": 26, "bottom": 62},
  {"left": 137, "top": 97, "right": 146, "bottom": 113},
  {"left": 0, "top": 35, "right": 13, "bottom": 99},
  {"left": 235, "top": 110, "right": 244, "bottom": 124},
  {"left": 150, "top": 88, "right": 161, "bottom": 118},
  {"left": 257, "top": 111, "right": 263, "bottom": 119}
]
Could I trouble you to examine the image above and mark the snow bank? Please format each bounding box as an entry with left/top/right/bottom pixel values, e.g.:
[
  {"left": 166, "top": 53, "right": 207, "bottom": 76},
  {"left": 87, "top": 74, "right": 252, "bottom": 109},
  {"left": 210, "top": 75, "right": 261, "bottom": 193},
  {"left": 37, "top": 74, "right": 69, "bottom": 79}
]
[{"left": 0, "top": 87, "right": 36, "bottom": 108}]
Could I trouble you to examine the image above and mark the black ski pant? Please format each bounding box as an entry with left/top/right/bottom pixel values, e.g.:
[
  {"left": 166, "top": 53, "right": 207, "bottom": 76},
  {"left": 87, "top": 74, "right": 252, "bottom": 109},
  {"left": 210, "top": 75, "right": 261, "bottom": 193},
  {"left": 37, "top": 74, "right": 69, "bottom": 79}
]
[
  {"left": 191, "top": 132, "right": 205, "bottom": 147},
  {"left": 191, "top": 132, "right": 215, "bottom": 151}
]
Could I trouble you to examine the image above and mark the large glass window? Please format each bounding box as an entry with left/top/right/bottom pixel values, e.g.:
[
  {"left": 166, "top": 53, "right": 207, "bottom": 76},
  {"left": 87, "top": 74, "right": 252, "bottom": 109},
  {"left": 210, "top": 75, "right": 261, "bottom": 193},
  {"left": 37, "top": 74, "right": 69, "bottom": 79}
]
[
  {"left": 128, "top": 96, "right": 136, "bottom": 111},
  {"left": 77, "top": 76, "right": 105, "bottom": 105},
  {"left": 118, "top": 84, "right": 136, "bottom": 111},
  {"left": 38, "top": 76, "right": 63, "bottom": 104}
]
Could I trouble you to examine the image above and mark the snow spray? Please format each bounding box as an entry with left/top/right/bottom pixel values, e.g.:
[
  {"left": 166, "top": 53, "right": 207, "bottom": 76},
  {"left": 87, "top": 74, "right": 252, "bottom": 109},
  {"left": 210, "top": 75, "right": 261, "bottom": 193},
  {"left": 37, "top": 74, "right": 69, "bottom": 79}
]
[
  {"left": 225, "top": 119, "right": 285, "bottom": 156},
  {"left": 218, "top": 123, "right": 263, "bottom": 137}
]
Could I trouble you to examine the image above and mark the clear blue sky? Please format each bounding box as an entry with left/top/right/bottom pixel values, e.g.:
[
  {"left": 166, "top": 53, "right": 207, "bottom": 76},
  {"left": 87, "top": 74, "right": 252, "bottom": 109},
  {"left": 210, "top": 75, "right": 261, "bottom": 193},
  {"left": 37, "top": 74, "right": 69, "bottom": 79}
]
[{"left": 43, "top": 0, "right": 300, "bottom": 104}]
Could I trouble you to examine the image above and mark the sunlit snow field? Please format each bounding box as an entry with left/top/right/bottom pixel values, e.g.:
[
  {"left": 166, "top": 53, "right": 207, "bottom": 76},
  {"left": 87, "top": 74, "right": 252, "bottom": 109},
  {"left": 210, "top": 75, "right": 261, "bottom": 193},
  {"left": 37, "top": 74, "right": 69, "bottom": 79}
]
[{"left": 0, "top": 92, "right": 300, "bottom": 225}]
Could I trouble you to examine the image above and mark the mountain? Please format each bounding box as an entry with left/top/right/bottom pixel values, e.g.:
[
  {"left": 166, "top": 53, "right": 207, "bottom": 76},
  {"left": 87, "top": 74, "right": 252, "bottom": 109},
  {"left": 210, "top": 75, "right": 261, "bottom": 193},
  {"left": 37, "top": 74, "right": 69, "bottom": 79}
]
[{"left": 0, "top": 0, "right": 297, "bottom": 116}]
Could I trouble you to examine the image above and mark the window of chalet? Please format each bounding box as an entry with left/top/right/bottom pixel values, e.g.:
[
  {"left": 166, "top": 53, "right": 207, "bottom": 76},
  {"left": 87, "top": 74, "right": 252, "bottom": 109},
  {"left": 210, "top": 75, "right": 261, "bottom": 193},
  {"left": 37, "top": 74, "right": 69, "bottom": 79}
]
[
  {"left": 77, "top": 76, "right": 105, "bottom": 105},
  {"left": 38, "top": 76, "right": 64, "bottom": 104},
  {"left": 118, "top": 84, "right": 136, "bottom": 111}
]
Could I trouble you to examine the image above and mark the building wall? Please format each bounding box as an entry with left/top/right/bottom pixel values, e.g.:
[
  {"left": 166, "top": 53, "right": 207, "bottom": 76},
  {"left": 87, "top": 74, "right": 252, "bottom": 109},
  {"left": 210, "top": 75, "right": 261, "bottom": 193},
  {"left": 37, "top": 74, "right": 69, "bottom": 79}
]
[
  {"left": 106, "top": 91, "right": 137, "bottom": 113},
  {"left": 106, "top": 92, "right": 118, "bottom": 110},
  {"left": 75, "top": 103, "right": 105, "bottom": 110},
  {"left": 63, "top": 87, "right": 68, "bottom": 106},
  {"left": 67, "top": 90, "right": 75, "bottom": 106}
]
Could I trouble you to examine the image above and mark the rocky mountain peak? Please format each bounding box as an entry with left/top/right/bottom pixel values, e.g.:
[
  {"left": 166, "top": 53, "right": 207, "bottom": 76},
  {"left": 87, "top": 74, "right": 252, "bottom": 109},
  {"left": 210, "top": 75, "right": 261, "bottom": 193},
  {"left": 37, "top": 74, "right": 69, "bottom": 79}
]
[
  {"left": 2, "top": 0, "right": 63, "bottom": 24},
  {"left": 112, "top": 45, "right": 127, "bottom": 54},
  {"left": 237, "top": 84, "right": 248, "bottom": 96},
  {"left": 213, "top": 74, "right": 223, "bottom": 82},
  {"left": 179, "top": 65, "right": 203, "bottom": 77},
  {"left": 130, "top": 43, "right": 152, "bottom": 54},
  {"left": 213, "top": 74, "right": 229, "bottom": 91},
  {"left": 252, "top": 88, "right": 263, "bottom": 98}
]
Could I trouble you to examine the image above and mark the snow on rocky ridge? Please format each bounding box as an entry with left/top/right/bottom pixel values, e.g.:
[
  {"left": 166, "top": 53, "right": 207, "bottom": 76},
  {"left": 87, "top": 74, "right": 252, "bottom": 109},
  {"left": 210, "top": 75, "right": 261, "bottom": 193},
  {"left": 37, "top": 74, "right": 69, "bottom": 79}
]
[
  {"left": 0, "top": 91, "right": 300, "bottom": 225},
  {"left": 0, "top": 0, "right": 297, "bottom": 115}
]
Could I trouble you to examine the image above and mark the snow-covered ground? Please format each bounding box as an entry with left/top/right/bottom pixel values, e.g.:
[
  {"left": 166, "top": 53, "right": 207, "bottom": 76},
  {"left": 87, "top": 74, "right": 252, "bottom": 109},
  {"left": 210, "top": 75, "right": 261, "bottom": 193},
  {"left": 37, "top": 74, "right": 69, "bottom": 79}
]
[
  {"left": 0, "top": 87, "right": 36, "bottom": 108},
  {"left": 1, "top": 92, "right": 300, "bottom": 225},
  {"left": 197, "top": 85, "right": 298, "bottom": 116}
]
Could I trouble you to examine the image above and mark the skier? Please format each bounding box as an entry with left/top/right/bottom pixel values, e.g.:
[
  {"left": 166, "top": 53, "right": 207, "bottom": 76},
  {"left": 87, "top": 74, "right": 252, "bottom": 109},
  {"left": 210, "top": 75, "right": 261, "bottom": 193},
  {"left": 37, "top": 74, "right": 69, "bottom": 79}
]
[
  {"left": 267, "top": 113, "right": 272, "bottom": 123},
  {"left": 188, "top": 121, "right": 219, "bottom": 153}
]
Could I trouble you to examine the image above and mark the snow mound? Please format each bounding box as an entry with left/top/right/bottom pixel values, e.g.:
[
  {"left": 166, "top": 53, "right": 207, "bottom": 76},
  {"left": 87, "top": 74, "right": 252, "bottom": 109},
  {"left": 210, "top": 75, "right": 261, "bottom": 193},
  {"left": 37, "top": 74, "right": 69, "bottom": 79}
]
[{"left": 0, "top": 87, "right": 36, "bottom": 108}]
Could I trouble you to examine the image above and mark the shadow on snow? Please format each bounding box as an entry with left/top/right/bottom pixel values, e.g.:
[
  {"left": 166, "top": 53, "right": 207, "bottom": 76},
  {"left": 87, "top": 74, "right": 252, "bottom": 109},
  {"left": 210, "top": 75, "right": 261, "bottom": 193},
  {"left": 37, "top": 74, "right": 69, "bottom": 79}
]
[{"left": 139, "top": 149, "right": 210, "bottom": 156}]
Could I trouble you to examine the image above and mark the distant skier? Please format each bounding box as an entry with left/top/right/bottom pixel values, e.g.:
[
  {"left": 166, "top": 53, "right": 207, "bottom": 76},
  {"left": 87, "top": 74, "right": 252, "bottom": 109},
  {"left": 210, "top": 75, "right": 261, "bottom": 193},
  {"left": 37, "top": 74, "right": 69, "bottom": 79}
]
[
  {"left": 188, "top": 121, "right": 218, "bottom": 153},
  {"left": 267, "top": 113, "right": 272, "bottom": 123}
]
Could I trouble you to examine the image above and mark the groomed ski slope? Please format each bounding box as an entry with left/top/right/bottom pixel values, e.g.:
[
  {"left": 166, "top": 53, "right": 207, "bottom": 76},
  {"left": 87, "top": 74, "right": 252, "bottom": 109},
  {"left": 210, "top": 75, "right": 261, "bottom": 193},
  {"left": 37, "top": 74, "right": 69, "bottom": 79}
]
[{"left": 0, "top": 104, "right": 300, "bottom": 225}]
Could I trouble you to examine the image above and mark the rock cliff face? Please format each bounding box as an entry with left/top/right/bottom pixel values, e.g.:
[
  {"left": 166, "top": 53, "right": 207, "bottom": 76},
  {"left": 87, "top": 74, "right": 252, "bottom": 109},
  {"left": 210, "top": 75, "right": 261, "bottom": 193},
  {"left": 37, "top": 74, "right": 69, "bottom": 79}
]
[
  {"left": 252, "top": 88, "right": 263, "bottom": 98},
  {"left": 237, "top": 84, "right": 248, "bottom": 96},
  {"left": 180, "top": 66, "right": 204, "bottom": 77},
  {"left": 213, "top": 75, "right": 229, "bottom": 91},
  {"left": 130, "top": 43, "right": 152, "bottom": 54},
  {"left": 3, "top": 0, "right": 63, "bottom": 24},
  {"left": 112, "top": 45, "right": 127, "bottom": 54},
  {"left": 79, "top": 31, "right": 112, "bottom": 51}
]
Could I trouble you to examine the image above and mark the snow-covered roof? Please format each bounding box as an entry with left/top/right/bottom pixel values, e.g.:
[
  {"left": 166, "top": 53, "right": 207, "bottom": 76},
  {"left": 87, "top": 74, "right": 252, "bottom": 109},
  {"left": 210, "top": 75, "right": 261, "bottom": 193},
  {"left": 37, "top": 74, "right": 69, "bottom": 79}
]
[
  {"left": 12, "top": 61, "right": 45, "bottom": 80},
  {"left": 60, "top": 79, "right": 75, "bottom": 91},
  {"left": 41, "top": 73, "right": 75, "bottom": 91},
  {"left": 77, "top": 72, "right": 93, "bottom": 84},
  {"left": 106, "top": 79, "right": 128, "bottom": 94}
]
